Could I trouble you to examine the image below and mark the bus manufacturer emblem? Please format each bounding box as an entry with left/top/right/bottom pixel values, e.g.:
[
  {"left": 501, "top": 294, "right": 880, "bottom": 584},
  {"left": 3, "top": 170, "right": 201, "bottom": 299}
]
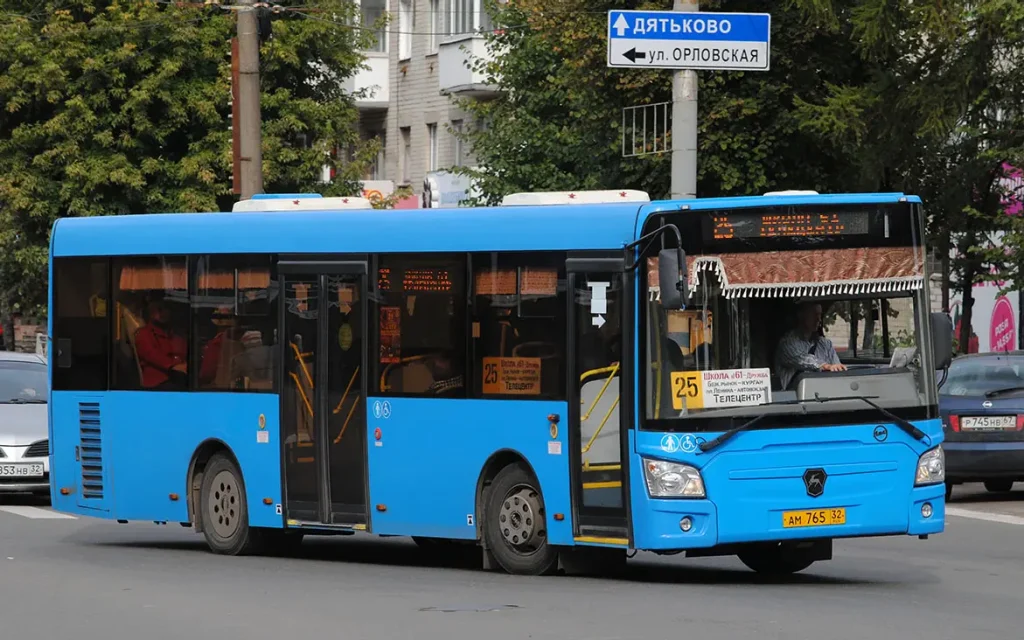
[
  {"left": 803, "top": 468, "right": 827, "bottom": 498},
  {"left": 872, "top": 425, "right": 888, "bottom": 442}
]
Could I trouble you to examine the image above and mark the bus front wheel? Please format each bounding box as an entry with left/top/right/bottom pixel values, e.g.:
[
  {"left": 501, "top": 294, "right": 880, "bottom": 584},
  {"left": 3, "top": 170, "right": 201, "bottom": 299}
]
[
  {"left": 199, "top": 454, "right": 262, "bottom": 556},
  {"left": 483, "top": 463, "right": 557, "bottom": 576}
]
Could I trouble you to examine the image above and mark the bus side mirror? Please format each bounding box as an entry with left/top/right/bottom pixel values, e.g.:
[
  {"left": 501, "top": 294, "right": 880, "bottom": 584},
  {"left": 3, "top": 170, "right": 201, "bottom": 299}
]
[
  {"left": 658, "top": 248, "right": 688, "bottom": 310},
  {"left": 931, "top": 312, "right": 953, "bottom": 370}
]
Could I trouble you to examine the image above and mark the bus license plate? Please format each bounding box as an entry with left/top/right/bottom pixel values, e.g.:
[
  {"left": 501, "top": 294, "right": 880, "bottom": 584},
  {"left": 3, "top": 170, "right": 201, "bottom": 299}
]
[
  {"left": 782, "top": 508, "right": 846, "bottom": 528},
  {"left": 0, "top": 463, "right": 44, "bottom": 478},
  {"left": 961, "top": 416, "right": 1015, "bottom": 431}
]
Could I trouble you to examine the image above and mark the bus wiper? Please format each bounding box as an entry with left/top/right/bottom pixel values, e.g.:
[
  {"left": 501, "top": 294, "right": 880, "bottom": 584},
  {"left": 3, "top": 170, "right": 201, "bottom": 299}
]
[
  {"left": 697, "top": 393, "right": 926, "bottom": 453},
  {"left": 984, "top": 386, "right": 1024, "bottom": 398},
  {"left": 0, "top": 398, "right": 46, "bottom": 404},
  {"left": 811, "top": 393, "right": 926, "bottom": 441}
]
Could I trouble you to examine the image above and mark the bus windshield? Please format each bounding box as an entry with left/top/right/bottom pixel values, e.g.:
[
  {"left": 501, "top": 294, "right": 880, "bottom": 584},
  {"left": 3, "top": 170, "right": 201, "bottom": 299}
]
[{"left": 642, "top": 202, "right": 934, "bottom": 428}]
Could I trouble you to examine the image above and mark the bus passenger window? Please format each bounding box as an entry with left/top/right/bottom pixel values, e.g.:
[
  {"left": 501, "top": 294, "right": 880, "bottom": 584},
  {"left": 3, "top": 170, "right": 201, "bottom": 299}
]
[
  {"left": 375, "top": 255, "right": 466, "bottom": 397},
  {"left": 53, "top": 257, "right": 110, "bottom": 391},
  {"left": 471, "top": 253, "right": 566, "bottom": 400},
  {"left": 193, "top": 255, "right": 279, "bottom": 392},
  {"left": 112, "top": 256, "right": 190, "bottom": 391}
]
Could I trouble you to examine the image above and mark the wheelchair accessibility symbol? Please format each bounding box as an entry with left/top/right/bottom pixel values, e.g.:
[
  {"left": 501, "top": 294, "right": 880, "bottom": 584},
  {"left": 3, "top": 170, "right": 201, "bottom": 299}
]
[{"left": 679, "top": 434, "right": 698, "bottom": 453}]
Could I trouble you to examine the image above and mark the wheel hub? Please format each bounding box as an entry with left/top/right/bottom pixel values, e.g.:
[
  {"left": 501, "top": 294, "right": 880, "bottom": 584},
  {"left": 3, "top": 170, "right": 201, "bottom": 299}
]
[
  {"left": 208, "top": 470, "right": 240, "bottom": 539},
  {"left": 498, "top": 486, "right": 542, "bottom": 550}
]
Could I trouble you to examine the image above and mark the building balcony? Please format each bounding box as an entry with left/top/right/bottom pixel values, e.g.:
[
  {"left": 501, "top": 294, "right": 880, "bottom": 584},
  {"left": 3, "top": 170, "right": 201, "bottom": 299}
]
[
  {"left": 438, "top": 35, "right": 501, "bottom": 98},
  {"left": 344, "top": 52, "right": 390, "bottom": 110}
]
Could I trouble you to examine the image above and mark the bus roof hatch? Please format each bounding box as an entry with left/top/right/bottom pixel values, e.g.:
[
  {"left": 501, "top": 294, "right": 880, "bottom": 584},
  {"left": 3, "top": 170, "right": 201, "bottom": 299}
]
[
  {"left": 500, "top": 190, "right": 650, "bottom": 206},
  {"left": 232, "top": 193, "right": 374, "bottom": 212}
]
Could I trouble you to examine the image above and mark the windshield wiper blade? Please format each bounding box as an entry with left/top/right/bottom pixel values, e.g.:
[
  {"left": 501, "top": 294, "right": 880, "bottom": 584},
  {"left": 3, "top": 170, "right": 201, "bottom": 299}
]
[
  {"left": 1, "top": 398, "right": 46, "bottom": 404},
  {"left": 697, "top": 393, "right": 926, "bottom": 453},
  {"left": 984, "top": 386, "right": 1024, "bottom": 398},
  {"left": 811, "top": 393, "right": 926, "bottom": 441}
]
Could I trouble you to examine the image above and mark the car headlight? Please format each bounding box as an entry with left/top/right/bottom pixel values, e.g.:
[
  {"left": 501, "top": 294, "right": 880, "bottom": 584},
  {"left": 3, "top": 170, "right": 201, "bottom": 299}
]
[
  {"left": 915, "top": 446, "right": 945, "bottom": 486},
  {"left": 642, "top": 458, "right": 705, "bottom": 498}
]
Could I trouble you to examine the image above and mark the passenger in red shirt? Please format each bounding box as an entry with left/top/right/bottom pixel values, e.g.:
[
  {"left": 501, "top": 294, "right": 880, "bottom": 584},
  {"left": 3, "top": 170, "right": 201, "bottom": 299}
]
[{"left": 134, "top": 300, "right": 187, "bottom": 389}]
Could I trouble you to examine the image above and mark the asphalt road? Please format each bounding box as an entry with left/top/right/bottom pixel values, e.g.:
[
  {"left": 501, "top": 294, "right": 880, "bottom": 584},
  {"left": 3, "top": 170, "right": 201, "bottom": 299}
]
[{"left": 1, "top": 484, "right": 1022, "bottom": 640}]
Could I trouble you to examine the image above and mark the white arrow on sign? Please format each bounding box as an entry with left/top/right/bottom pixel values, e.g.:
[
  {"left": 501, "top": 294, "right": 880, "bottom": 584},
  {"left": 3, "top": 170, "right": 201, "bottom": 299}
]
[
  {"left": 593, "top": 315, "right": 606, "bottom": 328},
  {"left": 613, "top": 14, "right": 629, "bottom": 36}
]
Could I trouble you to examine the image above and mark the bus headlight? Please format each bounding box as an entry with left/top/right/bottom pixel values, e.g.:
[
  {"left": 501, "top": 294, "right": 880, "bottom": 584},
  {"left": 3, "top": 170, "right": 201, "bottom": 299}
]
[
  {"left": 915, "top": 447, "right": 945, "bottom": 486},
  {"left": 643, "top": 458, "right": 705, "bottom": 498}
]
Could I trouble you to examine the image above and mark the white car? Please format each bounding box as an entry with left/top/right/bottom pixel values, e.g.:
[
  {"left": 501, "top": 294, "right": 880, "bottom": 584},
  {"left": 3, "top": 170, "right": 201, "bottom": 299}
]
[{"left": 0, "top": 352, "right": 49, "bottom": 496}]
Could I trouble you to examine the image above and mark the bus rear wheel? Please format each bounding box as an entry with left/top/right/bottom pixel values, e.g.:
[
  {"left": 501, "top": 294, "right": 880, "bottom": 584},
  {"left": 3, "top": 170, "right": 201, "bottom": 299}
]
[
  {"left": 199, "top": 454, "right": 262, "bottom": 556},
  {"left": 483, "top": 463, "right": 557, "bottom": 576},
  {"left": 738, "top": 545, "right": 816, "bottom": 575}
]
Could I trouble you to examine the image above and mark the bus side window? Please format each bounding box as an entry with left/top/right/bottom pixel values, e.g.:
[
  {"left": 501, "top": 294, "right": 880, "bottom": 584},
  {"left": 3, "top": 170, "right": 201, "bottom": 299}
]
[
  {"left": 53, "top": 257, "right": 110, "bottom": 391},
  {"left": 374, "top": 254, "right": 467, "bottom": 397},
  {"left": 471, "top": 252, "right": 566, "bottom": 400}
]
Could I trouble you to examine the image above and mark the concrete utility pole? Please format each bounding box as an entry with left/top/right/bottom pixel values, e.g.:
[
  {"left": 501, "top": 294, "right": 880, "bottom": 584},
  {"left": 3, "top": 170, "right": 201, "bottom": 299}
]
[
  {"left": 670, "top": 0, "right": 698, "bottom": 200},
  {"left": 237, "top": 0, "right": 263, "bottom": 199}
]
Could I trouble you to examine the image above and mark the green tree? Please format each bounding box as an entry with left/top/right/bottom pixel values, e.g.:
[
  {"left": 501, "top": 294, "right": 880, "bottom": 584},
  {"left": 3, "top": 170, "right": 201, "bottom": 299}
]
[
  {"left": 453, "top": 0, "right": 879, "bottom": 205},
  {"left": 792, "top": 0, "right": 1024, "bottom": 351},
  {"left": 0, "top": 0, "right": 379, "bottom": 340}
]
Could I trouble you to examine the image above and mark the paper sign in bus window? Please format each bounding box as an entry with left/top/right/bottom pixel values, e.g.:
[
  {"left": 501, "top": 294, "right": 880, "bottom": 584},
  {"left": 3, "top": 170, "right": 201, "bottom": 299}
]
[
  {"left": 671, "top": 368, "right": 772, "bottom": 411},
  {"left": 482, "top": 357, "right": 542, "bottom": 395}
]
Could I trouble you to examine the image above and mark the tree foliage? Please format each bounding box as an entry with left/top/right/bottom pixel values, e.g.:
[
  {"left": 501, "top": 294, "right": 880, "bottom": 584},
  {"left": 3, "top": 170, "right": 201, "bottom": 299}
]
[
  {"left": 455, "top": 0, "right": 884, "bottom": 205},
  {"left": 0, "top": 0, "right": 378, "bottom": 322}
]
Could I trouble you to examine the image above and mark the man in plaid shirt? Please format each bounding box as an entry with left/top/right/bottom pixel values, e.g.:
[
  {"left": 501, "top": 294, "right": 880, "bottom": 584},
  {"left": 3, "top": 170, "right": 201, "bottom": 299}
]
[{"left": 774, "top": 301, "right": 847, "bottom": 390}]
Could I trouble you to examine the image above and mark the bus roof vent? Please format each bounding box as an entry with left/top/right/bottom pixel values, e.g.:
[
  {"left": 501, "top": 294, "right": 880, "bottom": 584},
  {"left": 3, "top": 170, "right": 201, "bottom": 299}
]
[
  {"left": 232, "top": 193, "right": 374, "bottom": 212},
  {"left": 500, "top": 190, "right": 650, "bottom": 206},
  {"left": 762, "top": 190, "right": 820, "bottom": 196}
]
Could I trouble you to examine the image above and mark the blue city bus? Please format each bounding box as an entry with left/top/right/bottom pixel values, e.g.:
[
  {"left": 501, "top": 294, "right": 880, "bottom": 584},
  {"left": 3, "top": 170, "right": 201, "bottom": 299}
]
[{"left": 47, "top": 190, "right": 953, "bottom": 575}]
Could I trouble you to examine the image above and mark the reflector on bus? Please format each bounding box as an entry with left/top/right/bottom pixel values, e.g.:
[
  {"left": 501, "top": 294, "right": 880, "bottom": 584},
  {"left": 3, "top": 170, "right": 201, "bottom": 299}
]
[
  {"left": 500, "top": 190, "right": 650, "bottom": 206},
  {"left": 232, "top": 193, "right": 374, "bottom": 212}
]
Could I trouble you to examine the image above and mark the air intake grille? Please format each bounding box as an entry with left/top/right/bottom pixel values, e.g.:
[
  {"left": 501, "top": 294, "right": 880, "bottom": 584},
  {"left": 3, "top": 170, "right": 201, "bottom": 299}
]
[
  {"left": 24, "top": 440, "right": 48, "bottom": 458},
  {"left": 79, "top": 402, "right": 103, "bottom": 499}
]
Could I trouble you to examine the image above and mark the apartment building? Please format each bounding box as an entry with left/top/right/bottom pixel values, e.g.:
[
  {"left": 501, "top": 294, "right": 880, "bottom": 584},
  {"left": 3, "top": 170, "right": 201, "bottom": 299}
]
[{"left": 343, "top": 0, "right": 498, "bottom": 205}]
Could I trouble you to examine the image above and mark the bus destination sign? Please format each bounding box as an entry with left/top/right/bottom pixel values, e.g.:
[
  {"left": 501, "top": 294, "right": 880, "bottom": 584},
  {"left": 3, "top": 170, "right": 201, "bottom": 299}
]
[{"left": 709, "top": 210, "right": 871, "bottom": 240}]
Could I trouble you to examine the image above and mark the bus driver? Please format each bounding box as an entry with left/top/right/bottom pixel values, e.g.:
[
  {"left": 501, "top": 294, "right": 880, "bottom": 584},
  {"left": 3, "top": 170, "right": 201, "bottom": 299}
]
[{"left": 774, "top": 301, "right": 847, "bottom": 390}]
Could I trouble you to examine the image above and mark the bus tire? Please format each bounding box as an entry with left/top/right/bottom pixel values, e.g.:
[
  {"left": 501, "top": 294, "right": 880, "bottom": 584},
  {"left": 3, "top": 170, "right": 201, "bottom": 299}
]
[
  {"left": 199, "top": 454, "right": 263, "bottom": 556},
  {"left": 984, "top": 480, "right": 1014, "bottom": 493},
  {"left": 737, "top": 547, "right": 816, "bottom": 575},
  {"left": 483, "top": 463, "right": 557, "bottom": 576}
]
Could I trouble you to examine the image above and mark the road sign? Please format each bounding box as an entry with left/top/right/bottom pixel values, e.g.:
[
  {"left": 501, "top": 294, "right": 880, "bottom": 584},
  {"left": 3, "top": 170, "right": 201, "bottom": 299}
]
[{"left": 607, "top": 10, "right": 771, "bottom": 72}]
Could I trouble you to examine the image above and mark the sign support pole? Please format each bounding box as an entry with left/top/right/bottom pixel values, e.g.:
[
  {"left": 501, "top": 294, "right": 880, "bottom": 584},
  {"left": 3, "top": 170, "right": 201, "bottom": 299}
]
[{"left": 671, "top": 0, "right": 698, "bottom": 200}]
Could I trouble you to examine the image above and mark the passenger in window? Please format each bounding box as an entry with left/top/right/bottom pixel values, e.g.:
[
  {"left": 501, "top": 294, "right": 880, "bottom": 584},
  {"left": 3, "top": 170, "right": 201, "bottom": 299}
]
[
  {"left": 234, "top": 330, "right": 276, "bottom": 388},
  {"left": 774, "top": 301, "right": 847, "bottom": 390},
  {"left": 135, "top": 300, "right": 187, "bottom": 390},
  {"left": 199, "top": 307, "right": 242, "bottom": 388},
  {"left": 428, "top": 354, "right": 463, "bottom": 395}
]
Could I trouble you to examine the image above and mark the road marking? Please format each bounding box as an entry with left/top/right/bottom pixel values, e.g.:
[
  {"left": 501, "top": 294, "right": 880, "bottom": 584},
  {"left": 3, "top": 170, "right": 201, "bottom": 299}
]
[
  {"left": 947, "top": 506, "right": 1024, "bottom": 526},
  {"left": 0, "top": 506, "right": 77, "bottom": 520}
]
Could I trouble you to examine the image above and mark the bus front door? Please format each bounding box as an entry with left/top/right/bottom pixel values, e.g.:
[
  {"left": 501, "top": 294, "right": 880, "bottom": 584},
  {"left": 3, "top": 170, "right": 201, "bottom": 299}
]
[
  {"left": 280, "top": 262, "right": 369, "bottom": 528},
  {"left": 566, "top": 257, "right": 630, "bottom": 545}
]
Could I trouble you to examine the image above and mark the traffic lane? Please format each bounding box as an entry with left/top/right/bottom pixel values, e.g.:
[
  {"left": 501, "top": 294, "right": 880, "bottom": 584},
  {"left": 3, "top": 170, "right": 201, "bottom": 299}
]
[
  {"left": 950, "top": 481, "right": 1024, "bottom": 518},
  {"left": 0, "top": 514, "right": 1021, "bottom": 640}
]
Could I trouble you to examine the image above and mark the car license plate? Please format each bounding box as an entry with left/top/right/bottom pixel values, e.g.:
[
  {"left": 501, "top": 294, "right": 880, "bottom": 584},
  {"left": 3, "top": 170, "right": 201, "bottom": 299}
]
[
  {"left": 782, "top": 508, "right": 846, "bottom": 528},
  {"left": 961, "top": 415, "right": 1016, "bottom": 430},
  {"left": 0, "top": 463, "right": 44, "bottom": 478}
]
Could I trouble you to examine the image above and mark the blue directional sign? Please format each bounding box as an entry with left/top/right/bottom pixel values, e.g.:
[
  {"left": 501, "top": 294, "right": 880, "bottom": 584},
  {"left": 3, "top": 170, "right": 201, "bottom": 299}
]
[{"left": 607, "top": 10, "right": 771, "bottom": 71}]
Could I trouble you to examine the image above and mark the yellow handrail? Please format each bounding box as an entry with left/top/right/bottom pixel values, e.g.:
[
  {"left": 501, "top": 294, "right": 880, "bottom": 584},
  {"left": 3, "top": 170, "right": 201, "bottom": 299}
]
[
  {"left": 332, "top": 367, "right": 360, "bottom": 415},
  {"left": 581, "top": 363, "right": 620, "bottom": 421},
  {"left": 582, "top": 395, "right": 620, "bottom": 454}
]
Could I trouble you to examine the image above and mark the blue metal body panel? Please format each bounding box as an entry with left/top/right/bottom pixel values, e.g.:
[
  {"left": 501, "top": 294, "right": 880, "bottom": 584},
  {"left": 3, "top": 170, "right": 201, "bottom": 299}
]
[
  {"left": 49, "top": 392, "right": 283, "bottom": 526},
  {"left": 629, "top": 419, "right": 945, "bottom": 549},
  {"left": 365, "top": 398, "right": 573, "bottom": 544},
  {"left": 47, "top": 191, "right": 941, "bottom": 557}
]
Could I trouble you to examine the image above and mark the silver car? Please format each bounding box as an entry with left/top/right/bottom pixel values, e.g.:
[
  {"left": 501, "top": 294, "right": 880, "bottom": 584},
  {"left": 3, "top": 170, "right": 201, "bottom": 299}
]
[{"left": 0, "top": 352, "right": 49, "bottom": 496}]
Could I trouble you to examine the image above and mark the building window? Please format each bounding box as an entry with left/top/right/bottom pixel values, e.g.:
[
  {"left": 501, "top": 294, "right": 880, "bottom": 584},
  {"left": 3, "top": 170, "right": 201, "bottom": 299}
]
[
  {"left": 399, "top": 0, "right": 412, "bottom": 60},
  {"left": 52, "top": 257, "right": 110, "bottom": 391},
  {"left": 427, "top": 123, "right": 438, "bottom": 171},
  {"left": 375, "top": 255, "right": 467, "bottom": 396},
  {"left": 192, "top": 255, "right": 279, "bottom": 392},
  {"left": 111, "top": 256, "right": 190, "bottom": 391},
  {"left": 451, "top": 119, "right": 464, "bottom": 166},
  {"left": 361, "top": 0, "right": 387, "bottom": 53},
  {"left": 429, "top": 0, "right": 442, "bottom": 52},
  {"left": 471, "top": 252, "right": 566, "bottom": 399},
  {"left": 400, "top": 126, "right": 411, "bottom": 184},
  {"left": 449, "top": 0, "right": 473, "bottom": 35}
]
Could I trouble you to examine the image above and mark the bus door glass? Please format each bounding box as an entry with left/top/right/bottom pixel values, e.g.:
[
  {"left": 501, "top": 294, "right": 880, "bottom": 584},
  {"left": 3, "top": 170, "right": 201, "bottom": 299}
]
[{"left": 280, "top": 262, "right": 368, "bottom": 527}]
